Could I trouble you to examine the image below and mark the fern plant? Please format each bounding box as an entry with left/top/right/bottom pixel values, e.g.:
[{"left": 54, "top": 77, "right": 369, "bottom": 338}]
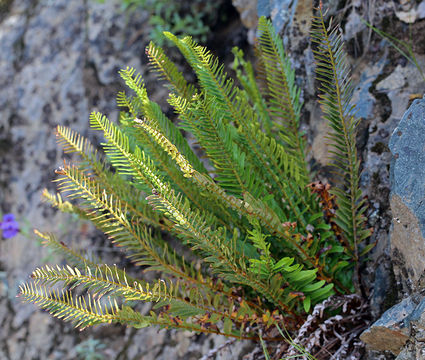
[{"left": 19, "top": 8, "right": 371, "bottom": 345}]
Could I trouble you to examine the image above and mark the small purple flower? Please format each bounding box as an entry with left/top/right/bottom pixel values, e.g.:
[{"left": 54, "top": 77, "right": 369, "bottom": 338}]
[{"left": 1, "top": 213, "right": 19, "bottom": 239}]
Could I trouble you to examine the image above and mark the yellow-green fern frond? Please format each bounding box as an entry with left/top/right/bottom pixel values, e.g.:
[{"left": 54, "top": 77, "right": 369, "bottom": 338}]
[
  {"left": 146, "top": 41, "right": 196, "bottom": 99},
  {"left": 89, "top": 111, "right": 165, "bottom": 193},
  {"left": 134, "top": 117, "right": 194, "bottom": 178},
  {"left": 54, "top": 165, "right": 196, "bottom": 281},
  {"left": 18, "top": 283, "right": 119, "bottom": 329},
  {"left": 42, "top": 189, "right": 85, "bottom": 216},
  {"left": 118, "top": 67, "right": 147, "bottom": 101},
  {"left": 31, "top": 264, "right": 170, "bottom": 302}
]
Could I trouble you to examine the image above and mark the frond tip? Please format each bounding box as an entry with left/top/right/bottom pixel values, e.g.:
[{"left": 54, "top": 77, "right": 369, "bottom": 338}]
[{"left": 18, "top": 282, "right": 119, "bottom": 329}]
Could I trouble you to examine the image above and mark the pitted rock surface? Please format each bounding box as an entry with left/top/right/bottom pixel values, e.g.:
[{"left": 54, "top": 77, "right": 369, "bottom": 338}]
[{"left": 389, "top": 96, "right": 425, "bottom": 292}]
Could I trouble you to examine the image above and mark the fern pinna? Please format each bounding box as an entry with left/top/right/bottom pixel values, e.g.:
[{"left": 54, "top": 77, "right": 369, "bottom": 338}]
[{"left": 19, "top": 11, "right": 371, "bottom": 342}]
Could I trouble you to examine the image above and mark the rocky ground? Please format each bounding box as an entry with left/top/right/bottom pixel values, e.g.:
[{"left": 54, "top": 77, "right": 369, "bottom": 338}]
[{"left": 1, "top": 0, "right": 425, "bottom": 359}]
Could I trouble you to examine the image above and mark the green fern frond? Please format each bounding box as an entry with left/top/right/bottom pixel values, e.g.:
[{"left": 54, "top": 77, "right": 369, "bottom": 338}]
[
  {"left": 54, "top": 164, "right": 197, "bottom": 279},
  {"left": 89, "top": 112, "right": 164, "bottom": 193},
  {"left": 116, "top": 305, "right": 254, "bottom": 340},
  {"left": 146, "top": 41, "right": 196, "bottom": 99},
  {"left": 164, "top": 33, "right": 238, "bottom": 125},
  {"left": 117, "top": 69, "right": 207, "bottom": 174},
  {"left": 134, "top": 117, "right": 194, "bottom": 178},
  {"left": 56, "top": 125, "right": 160, "bottom": 227},
  {"left": 257, "top": 17, "right": 307, "bottom": 178},
  {"left": 311, "top": 8, "right": 371, "bottom": 267},
  {"left": 53, "top": 164, "right": 236, "bottom": 301},
  {"left": 146, "top": 185, "right": 297, "bottom": 314},
  {"left": 232, "top": 47, "right": 273, "bottom": 136},
  {"left": 117, "top": 91, "right": 144, "bottom": 120},
  {"left": 30, "top": 263, "right": 249, "bottom": 332},
  {"left": 118, "top": 67, "right": 147, "bottom": 102},
  {"left": 246, "top": 225, "right": 334, "bottom": 313},
  {"left": 169, "top": 93, "right": 251, "bottom": 196}
]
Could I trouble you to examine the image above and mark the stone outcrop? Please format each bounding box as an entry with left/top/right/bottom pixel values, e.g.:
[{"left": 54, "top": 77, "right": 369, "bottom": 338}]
[
  {"left": 362, "top": 97, "right": 425, "bottom": 358},
  {"left": 389, "top": 96, "right": 425, "bottom": 292},
  {"left": 360, "top": 294, "right": 425, "bottom": 357},
  {"left": 360, "top": 296, "right": 415, "bottom": 354}
]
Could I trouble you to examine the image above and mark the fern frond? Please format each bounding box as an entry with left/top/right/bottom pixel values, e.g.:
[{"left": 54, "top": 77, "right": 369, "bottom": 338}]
[
  {"left": 232, "top": 47, "right": 273, "bottom": 136},
  {"left": 18, "top": 282, "right": 119, "bottom": 329},
  {"left": 116, "top": 305, "right": 257, "bottom": 340},
  {"left": 169, "top": 94, "right": 242, "bottom": 192},
  {"left": 117, "top": 69, "right": 207, "bottom": 175},
  {"left": 55, "top": 125, "right": 102, "bottom": 171},
  {"left": 311, "top": 8, "right": 371, "bottom": 267},
  {"left": 146, "top": 184, "right": 297, "bottom": 314},
  {"left": 146, "top": 41, "right": 196, "bottom": 99},
  {"left": 33, "top": 229, "right": 144, "bottom": 286},
  {"left": 166, "top": 33, "right": 310, "bottom": 221},
  {"left": 54, "top": 164, "right": 195, "bottom": 276},
  {"left": 30, "top": 263, "right": 251, "bottom": 331},
  {"left": 31, "top": 264, "right": 171, "bottom": 301},
  {"left": 56, "top": 125, "right": 160, "bottom": 228},
  {"left": 257, "top": 17, "right": 307, "bottom": 178},
  {"left": 42, "top": 189, "right": 87, "bottom": 218},
  {"left": 246, "top": 224, "right": 334, "bottom": 313},
  {"left": 89, "top": 112, "right": 165, "bottom": 193},
  {"left": 134, "top": 117, "right": 194, "bottom": 178},
  {"left": 118, "top": 67, "right": 147, "bottom": 102},
  {"left": 53, "top": 164, "right": 235, "bottom": 301},
  {"left": 164, "top": 33, "right": 239, "bottom": 126}
]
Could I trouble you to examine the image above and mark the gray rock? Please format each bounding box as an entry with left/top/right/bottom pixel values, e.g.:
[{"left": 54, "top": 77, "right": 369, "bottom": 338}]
[
  {"left": 406, "top": 296, "right": 425, "bottom": 330},
  {"left": 396, "top": 345, "right": 416, "bottom": 360},
  {"left": 24, "top": 311, "right": 54, "bottom": 359},
  {"left": 362, "top": 293, "right": 425, "bottom": 356},
  {"left": 395, "top": 0, "right": 425, "bottom": 23},
  {"left": 419, "top": 1, "right": 425, "bottom": 19},
  {"left": 232, "top": 0, "right": 258, "bottom": 29},
  {"left": 255, "top": 0, "right": 314, "bottom": 52},
  {"left": 352, "top": 55, "right": 387, "bottom": 120},
  {"left": 257, "top": 0, "right": 303, "bottom": 34},
  {"left": 389, "top": 96, "right": 425, "bottom": 291},
  {"left": 360, "top": 296, "right": 415, "bottom": 354}
]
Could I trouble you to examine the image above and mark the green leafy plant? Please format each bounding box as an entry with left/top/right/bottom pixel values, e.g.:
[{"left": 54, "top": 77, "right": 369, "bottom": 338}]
[
  {"left": 100, "top": 0, "right": 221, "bottom": 46},
  {"left": 75, "top": 337, "right": 105, "bottom": 360},
  {"left": 19, "top": 7, "right": 371, "bottom": 350}
]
